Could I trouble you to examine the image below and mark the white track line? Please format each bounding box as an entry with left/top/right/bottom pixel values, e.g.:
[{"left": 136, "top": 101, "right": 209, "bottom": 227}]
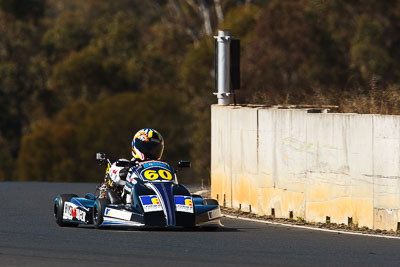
[{"left": 223, "top": 214, "right": 400, "bottom": 240}]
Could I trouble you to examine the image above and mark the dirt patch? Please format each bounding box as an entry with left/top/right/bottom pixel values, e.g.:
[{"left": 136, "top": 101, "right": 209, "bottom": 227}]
[{"left": 221, "top": 207, "right": 400, "bottom": 237}]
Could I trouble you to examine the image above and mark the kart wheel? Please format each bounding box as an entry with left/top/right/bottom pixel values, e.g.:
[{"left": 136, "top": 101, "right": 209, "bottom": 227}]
[
  {"left": 93, "top": 198, "right": 110, "bottom": 229},
  {"left": 54, "top": 194, "right": 79, "bottom": 227}
]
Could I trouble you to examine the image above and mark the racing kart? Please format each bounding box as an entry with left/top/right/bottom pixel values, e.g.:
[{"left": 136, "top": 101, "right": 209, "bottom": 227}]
[{"left": 54, "top": 153, "right": 222, "bottom": 229}]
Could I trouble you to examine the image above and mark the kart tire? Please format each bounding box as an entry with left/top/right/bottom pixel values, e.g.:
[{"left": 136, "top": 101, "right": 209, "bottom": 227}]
[
  {"left": 93, "top": 198, "right": 110, "bottom": 229},
  {"left": 54, "top": 194, "right": 79, "bottom": 227}
]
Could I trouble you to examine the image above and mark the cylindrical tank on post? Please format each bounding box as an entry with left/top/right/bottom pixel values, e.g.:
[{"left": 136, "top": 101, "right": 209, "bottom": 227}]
[{"left": 214, "top": 30, "right": 232, "bottom": 105}]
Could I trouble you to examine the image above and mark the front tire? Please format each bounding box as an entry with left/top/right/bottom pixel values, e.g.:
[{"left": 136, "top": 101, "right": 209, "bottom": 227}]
[
  {"left": 54, "top": 194, "right": 78, "bottom": 227},
  {"left": 93, "top": 198, "right": 110, "bottom": 229}
]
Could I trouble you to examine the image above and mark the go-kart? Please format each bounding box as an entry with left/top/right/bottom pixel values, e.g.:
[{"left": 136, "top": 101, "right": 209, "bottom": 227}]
[{"left": 54, "top": 153, "right": 222, "bottom": 229}]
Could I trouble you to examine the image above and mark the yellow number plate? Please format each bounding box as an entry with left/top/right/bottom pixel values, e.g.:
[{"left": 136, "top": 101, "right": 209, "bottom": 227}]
[{"left": 141, "top": 167, "right": 173, "bottom": 182}]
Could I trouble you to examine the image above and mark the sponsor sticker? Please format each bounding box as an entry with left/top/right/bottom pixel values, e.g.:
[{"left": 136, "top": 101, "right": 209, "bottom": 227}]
[
  {"left": 208, "top": 208, "right": 222, "bottom": 220},
  {"left": 139, "top": 195, "right": 163, "bottom": 212},
  {"left": 104, "top": 208, "right": 132, "bottom": 221},
  {"left": 175, "top": 196, "right": 194, "bottom": 213},
  {"left": 63, "top": 202, "right": 86, "bottom": 222},
  {"left": 139, "top": 160, "right": 169, "bottom": 169}
]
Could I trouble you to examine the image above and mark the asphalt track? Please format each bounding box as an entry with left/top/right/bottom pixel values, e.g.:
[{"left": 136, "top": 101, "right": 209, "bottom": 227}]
[{"left": 1, "top": 182, "right": 400, "bottom": 266}]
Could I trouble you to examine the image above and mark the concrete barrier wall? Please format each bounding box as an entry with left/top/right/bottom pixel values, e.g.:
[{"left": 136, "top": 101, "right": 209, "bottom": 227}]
[{"left": 211, "top": 105, "right": 400, "bottom": 230}]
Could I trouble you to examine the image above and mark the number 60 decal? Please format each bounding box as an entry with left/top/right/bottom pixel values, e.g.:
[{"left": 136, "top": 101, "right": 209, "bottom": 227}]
[{"left": 142, "top": 168, "right": 173, "bottom": 181}]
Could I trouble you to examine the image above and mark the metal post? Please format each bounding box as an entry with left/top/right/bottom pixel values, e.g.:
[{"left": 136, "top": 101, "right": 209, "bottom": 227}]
[{"left": 214, "top": 30, "right": 232, "bottom": 105}]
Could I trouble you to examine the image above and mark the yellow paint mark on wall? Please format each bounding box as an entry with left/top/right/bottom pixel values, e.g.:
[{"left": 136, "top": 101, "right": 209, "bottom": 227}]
[{"left": 211, "top": 171, "right": 232, "bottom": 207}]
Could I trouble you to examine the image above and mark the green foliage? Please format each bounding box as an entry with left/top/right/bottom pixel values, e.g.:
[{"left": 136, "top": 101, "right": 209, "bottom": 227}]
[
  {"left": 222, "top": 5, "right": 260, "bottom": 44},
  {"left": 0, "top": 0, "right": 45, "bottom": 20},
  {"left": 0, "top": 135, "right": 14, "bottom": 180},
  {"left": 42, "top": 10, "right": 92, "bottom": 58},
  {"left": 350, "top": 15, "right": 390, "bottom": 80},
  {"left": 49, "top": 46, "right": 108, "bottom": 103},
  {"left": 181, "top": 38, "right": 214, "bottom": 96},
  {"left": 0, "top": 10, "right": 46, "bottom": 155},
  {"left": 4, "top": 0, "right": 400, "bottom": 184},
  {"left": 17, "top": 90, "right": 192, "bottom": 182},
  {"left": 241, "top": 0, "right": 400, "bottom": 105},
  {"left": 180, "top": 38, "right": 214, "bottom": 177},
  {"left": 241, "top": 0, "right": 319, "bottom": 103}
]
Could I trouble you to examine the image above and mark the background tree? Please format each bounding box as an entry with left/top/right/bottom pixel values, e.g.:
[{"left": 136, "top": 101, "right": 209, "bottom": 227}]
[
  {"left": 4, "top": 0, "right": 400, "bottom": 184},
  {"left": 17, "top": 90, "right": 193, "bottom": 183}
]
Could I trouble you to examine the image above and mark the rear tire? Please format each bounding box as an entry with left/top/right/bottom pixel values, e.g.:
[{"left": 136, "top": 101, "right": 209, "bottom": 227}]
[
  {"left": 54, "top": 194, "right": 79, "bottom": 227},
  {"left": 93, "top": 198, "right": 110, "bottom": 229}
]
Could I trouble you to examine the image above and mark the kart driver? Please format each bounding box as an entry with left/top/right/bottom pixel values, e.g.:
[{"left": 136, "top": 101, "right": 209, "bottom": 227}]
[{"left": 107, "top": 128, "right": 164, "bottom": 200}]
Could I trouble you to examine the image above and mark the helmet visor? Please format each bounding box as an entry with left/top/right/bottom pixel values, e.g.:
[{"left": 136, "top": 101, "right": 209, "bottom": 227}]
[{"left": 135, "top": 138, "right": 164, "bottom": 160}]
